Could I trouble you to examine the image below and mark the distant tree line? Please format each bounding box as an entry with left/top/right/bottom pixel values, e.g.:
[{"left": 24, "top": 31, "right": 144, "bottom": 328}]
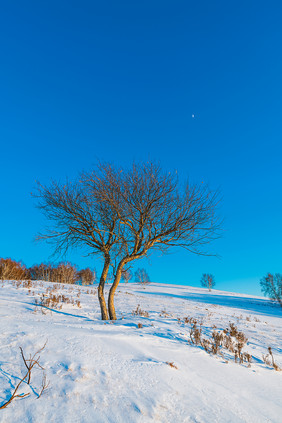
[
  {"left": 0, "top": 258, "right": 29, "bottom": 281},
  {"left": 0, "top": 258, "right": 96, "bottom": 285},
  {"left": 0, "top": 257, "right": 150, "bottom": 286}
]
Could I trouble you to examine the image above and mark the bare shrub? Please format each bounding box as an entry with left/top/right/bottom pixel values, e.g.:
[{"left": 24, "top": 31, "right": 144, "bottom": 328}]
[
  {"left": 159, "top": 310, "right": 173, "bottom": 318},
  {"left": 185, "top": 317, "right": 203, "bottom": 345},
  {"left": 228, "top": 322, "right": 239, "bottom": 337},
  {"left": 184, "top": 317, "right": 252, "bottom": 365},
  {"left": 233, "top": 332, "right": 248, "bottom": 363},
  {"left": 211, "top": 330, "right": 225, "bottom": 355},
  {"left": 85, "top": 288, "right": 96, "bottom": 295},
  {"left": 11, "top": 280, "right": 34, "bottom": 290},
  {"left": 262, "top": 347, "right": 281, "bottom": 371},
  {"left": 132, "top": 304, "right": 149, "bottom": 317},
  {"left": 34, "top": 292, "right": 78, "bottom": 312},
  {"left": 200, "top": 273, "right": 215, "bottom": 291},
  {"left": 137, "top": 323, "right": 143, "bottom": 329}
]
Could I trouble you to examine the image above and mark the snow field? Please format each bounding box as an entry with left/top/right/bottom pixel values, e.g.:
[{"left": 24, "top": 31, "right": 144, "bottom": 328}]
[{"left": 0, "top": 280, "right": 281, "bottom": 422}]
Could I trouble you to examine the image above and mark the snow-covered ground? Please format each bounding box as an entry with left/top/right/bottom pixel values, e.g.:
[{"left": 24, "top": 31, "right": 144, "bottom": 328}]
[{"left": 0, "top": 280, "right": 281, "bottom": 423}]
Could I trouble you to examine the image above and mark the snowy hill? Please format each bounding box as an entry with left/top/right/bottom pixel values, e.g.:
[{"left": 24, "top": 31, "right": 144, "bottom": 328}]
[{"left": 0, "top": 280, "right": 281, "bottom": 422}]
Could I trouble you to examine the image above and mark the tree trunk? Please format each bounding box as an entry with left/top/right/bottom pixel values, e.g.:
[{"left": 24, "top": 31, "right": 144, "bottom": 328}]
[
  {"left": 108, "top": 261, "right": 126, "bottom": 320},
  {"left": 98, "top": 257, "right": 110, "bottom": 320}
]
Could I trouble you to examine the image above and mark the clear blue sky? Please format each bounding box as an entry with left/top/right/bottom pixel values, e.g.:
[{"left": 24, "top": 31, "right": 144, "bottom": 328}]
[{"left": 1, "top": 1, "right": 281, "bottom": 295}]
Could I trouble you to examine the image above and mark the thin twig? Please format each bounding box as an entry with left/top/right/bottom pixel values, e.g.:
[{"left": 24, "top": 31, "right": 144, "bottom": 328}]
[{"left": 0, "top": 341, "right": 48, "bottom": 410}]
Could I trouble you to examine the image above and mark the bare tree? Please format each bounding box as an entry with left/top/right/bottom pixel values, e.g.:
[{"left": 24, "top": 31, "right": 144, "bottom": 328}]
[
  {"left": 78, "top": 267, "right": 97, "bottom": 285},
  {"left": 135, "top": 268, "right": 150, "bottom": 284},
  {"left": 89, "top": 162, "right": 221, "bottom": 319},
  {"left": 200, "top": 273, "right": 215, "bottom": 291},
  {"left": 36, "top": 162, "right": 221, "bottom": 320},
  {"left": 260, "top": 273, "right": 282, "bottom": 307},
  {"left": 34, "top": 174, "right": 124, "bottom": 320},
  {"left": 121, "top": 269, "right": 132, "bottom": 283},
  {"left": 29, "top": 263, "right": 53, "bottom": 281},
  {"left": 54, "top": 262, "right": 78, "bottom": 284},
  {"left": 0, "top": 258, "right": 29, "bottom": 281},
  {"left": 106, "top": 271, "right": 114, "bottom": 284}
]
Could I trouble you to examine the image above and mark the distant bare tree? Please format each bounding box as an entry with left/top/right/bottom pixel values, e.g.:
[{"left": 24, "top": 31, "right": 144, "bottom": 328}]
[
  {"left": 29, "top": 263, "right": 53, "bottom": 281},
  {"left": 34, "top": 172, "right": 124, "bottom": 320},
  {"left": 78, "top": 267, "right": 97, "bottom": 285},
  {"left": 200, "top": 273, "right": 215, "bottom": 291},
  {"left": 106, "top": 271, "right": 114, "bottom": 284},
  {"left": 135, "top": 268, "right": 150, "bottom": 284},
  {"left": 54, "top": 262, "right": 78, "bottom": 284},
  {"left": 121, "top": 269, "right": 132, "bottom": 283},
  {"left": 92, "top": 162, "right": 221, "bottom": 320},
  {"left": 260, "top": 273, "right": 282, "bottom": 307}
]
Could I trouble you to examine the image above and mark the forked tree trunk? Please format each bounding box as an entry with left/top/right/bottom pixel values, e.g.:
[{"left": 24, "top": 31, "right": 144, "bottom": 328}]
[
  {"left": 108, "top": 254, "right": 146, "bottom": 320},
  {"left": 108, "top": 262, "right": 126, "bottom": 320},
  {"left": 98, "top": 257, "right": 110, "bottom": 320}
]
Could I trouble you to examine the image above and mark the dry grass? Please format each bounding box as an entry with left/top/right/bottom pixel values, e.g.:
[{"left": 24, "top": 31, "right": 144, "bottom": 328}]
[
  {"left": 34, "top": 292, "right": 81, "bottom": 312},
  {"left": 132, "top": 305, "right": 149, "bottom": 318},
  {"left": 182, "top": 317, "right": 252, "bottom": 366},
  {"left": 159, "top": 310, "right": 172, "bottom": 318},
  {"left": 262, "top": 347, "right": 281, "bottom": 371}
]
